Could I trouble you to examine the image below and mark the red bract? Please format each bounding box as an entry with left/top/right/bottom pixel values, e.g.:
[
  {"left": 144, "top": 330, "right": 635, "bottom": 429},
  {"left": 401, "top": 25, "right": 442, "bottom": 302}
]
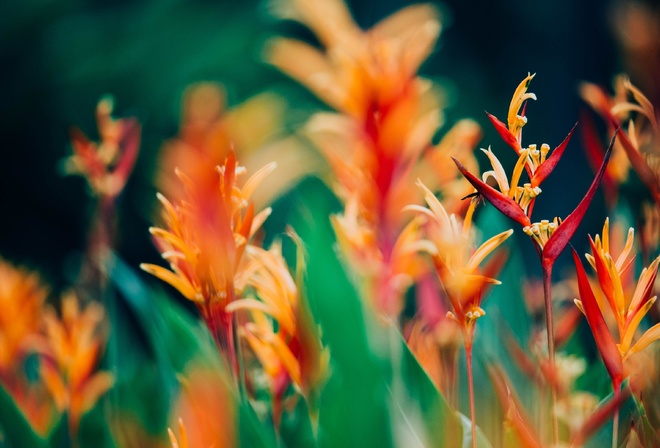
[
  {"left": 571, "top": 248, "right": 623, "bottom": 389},
  {"left": 530, "top": 123, "right": 577, "bottom": 188},
  {"left": 452, "top": 157, "right": 531, "bottom": 227},
  {"left": 541, "top": 130, "right": 617, "bottom": 266}
]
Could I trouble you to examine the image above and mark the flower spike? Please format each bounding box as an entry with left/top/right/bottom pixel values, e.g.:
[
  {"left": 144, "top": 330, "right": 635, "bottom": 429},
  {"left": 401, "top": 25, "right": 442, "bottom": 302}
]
[{"left": 542, "top": 129, "right": 617, "bottom": 266}]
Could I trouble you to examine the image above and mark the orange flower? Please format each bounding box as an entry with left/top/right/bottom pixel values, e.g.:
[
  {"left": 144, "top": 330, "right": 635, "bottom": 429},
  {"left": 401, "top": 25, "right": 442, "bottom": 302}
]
[
  {"left": 39, "top": 293, "right": 114, "bottom": 435},
  {"left": 405, "top": 180, "right": 512, "bottom": 342},
  {"left": 0, "top": 258, "right": 52, "bottom": 433},
  {"left": 158, "top": 83, "right": 318, "bottom": 208},
  {"left": 227, "top": 234, "right": 329, "bottom": 429},
  {"left": 572, "top": 218, "right": 660, "bottom": 390},
  {"left": 65, "top": 97, "right": 140, "bottom": 199},
  {"left": 169, "top": 365, "right": 235, "bottom": 448},
  {"left": 581, "top": 75, "right": 660, "bottom": 205},
  {"left": 141, "top": 152, "right": 274, "bottom": 350},
  {"left": 268, "top": 0, "right": 481, "bottom": 316}
]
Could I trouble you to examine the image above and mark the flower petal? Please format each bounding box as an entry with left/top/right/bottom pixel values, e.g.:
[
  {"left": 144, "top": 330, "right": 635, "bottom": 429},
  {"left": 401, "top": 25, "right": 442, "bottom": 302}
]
[{"left": 625, "top": 322, "right": 660, "bottom": 361}]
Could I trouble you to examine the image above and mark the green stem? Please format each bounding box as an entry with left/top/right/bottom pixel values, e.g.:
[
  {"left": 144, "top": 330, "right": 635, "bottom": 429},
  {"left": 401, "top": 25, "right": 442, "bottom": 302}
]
[
  {"left": 612, "top": 382, "right": 621, "bottom": 448},
  {"left": 466, "top": 340, "right": 477, "bottom": 448},
  {"left": 542, "top": 261, "right": 559, "bottom": 446}
]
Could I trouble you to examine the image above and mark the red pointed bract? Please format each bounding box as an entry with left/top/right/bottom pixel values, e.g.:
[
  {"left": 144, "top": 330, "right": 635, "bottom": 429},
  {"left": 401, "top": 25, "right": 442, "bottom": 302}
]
[
  {"left": 486, "top": 112, "right": 521, "bottom": 154},
  {"left": 542, "top": 130, "right": 617, "bottom": 265},
  {"left": 571, "top": 248, "right": 623, "bottom": 387},
  {"left": 531, "top": 123, "right": 577, "bottom": 187},
  {"left": 452, "top": 157, "right": 531, "bottom": 227}
]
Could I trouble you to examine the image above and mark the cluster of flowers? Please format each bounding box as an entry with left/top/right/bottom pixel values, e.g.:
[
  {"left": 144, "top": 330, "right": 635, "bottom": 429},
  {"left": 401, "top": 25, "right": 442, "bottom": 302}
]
[{"left": 1, "top": 0, "right": 659, "bottom": 446}]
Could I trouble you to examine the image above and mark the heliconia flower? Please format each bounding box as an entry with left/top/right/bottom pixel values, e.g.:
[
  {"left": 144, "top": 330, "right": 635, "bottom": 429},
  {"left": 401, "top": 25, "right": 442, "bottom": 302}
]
[
  {"left": 38, "top": 293, "right": 114, "bottom": 435},
  {"left": 573, "top": 219, "right": 660, "bottom": 378},
  {"left": 158, "top": 83, "right": 318, "bottom": 208},
  {"left": 0, "top": 258, "right": 52, "bottom": 433},
  {"left": 226, "top": 234, "right": 329, "bottom": 429},
  {"left": 65, "top": 97, "right": 140, "bottom": 199},
  {"left": 141, "top": 153, "right": 275, "bottom": 348},
  {"left": 405, "top": 180, "right": 512, "bottom": 337},
  {"left": 580, "top": 75, "right": 660, "bottom": 205},
  {"left": 268, "top": 0, "right": 482, "bottom": 318},
  {"left": 170, "top": 365, "right": 235, "bottom": 448},
  {"left": 455, "top": 128, "right": 616, "bottom": 266}
]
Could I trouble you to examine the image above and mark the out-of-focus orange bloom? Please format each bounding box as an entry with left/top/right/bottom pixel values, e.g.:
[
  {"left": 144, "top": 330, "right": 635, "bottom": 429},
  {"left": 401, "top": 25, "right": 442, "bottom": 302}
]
[
  {"left": 227, "top": 234, "right": 329, "bottom": 429},
  {"left": 581, "top": 75, "right": 660, "bottom": 205},
  {"left": 168, "top": 419, "right": 188, "bottom": 448},
  {"left": 0, "top": 258, "right": 52, "bottom": 433},
  {"left": 170, "top": 365, "right": 235, "bottom": 448},
  {"left": 268, "top": 0, "right": 482, "bottom": 316},
  {"left": 39, "top": 293, "right": 114, "bottom": 435},
  {"left": 65, "top": 97, "right": 140, "bottom": 199},
  {"left": 159, "top": 83, "right": 318, "bottom": 208},
  {"left": 141, "top": 153, "right": 274, "bottom": 352},
  {"left": 405, "top": 181, "right": 512, "bottom": 346},
  {"left": 573, "top": 218, "right": 660, "bottom": 391}
]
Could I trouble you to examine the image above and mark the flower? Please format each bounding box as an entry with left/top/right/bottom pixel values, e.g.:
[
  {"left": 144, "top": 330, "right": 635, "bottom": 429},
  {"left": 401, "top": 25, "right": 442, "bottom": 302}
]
[
  {"left": 158, "top": 83, "right": 317, "bottom": 208},
  {"left": 268, "top": 0, "right": 482, "bottom": 317},
  {"left": 141, "top": 153, "right": 274, "bottom": 347},
  {"left": 65, "top": 97, "right": 140, "bottom": 199},
  {"left": 226, "top": 233, "right": 329, "bottom": 429},
  {"left": 0, "top": 258, "right": 52, "bottom": 433},
  {"left": 39, "top": 293, "right": 114, "bottom": 435},
  {"left": 405, "top": 180, "right": 512, "bottom": 339},
  {"left": 454, "top": 74, "right": 616, "bottom": 267},
  {"left": 169, "top": 365, "right": 235, "bottom": 448},
  {"left": 581, "top": 75, "right": 660, "bottom": 205},
  {"left": 572, "top": 218, "right": 660, "bottom": 390}
]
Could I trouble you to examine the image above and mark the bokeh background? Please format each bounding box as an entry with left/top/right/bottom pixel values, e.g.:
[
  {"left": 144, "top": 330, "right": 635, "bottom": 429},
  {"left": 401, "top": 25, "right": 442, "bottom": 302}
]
[{"left": 0, "top": 0, "right": 633, "bottom": 294}]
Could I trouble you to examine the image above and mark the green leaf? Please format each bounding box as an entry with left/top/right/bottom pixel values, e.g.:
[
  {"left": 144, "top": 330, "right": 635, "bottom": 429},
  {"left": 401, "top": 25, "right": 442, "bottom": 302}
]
[{"left": 0, "top": 383, "right": 47, "bottom": 448}]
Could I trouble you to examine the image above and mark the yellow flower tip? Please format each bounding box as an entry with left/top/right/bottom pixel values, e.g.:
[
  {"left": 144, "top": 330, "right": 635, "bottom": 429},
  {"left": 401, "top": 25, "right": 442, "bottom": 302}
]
[{"left": 574, "top": 299, "right": 585, "bottom": 316}]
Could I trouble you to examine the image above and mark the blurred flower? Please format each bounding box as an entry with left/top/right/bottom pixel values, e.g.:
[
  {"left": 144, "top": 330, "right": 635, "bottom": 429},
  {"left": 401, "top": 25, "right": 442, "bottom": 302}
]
[
  {"left": 170, "top": 365, "right": 235, "bottom": 448},
  {"left": 554, "top": 392, "right": 599, "bottom": 437},
  {"left": 405, "top": 180, "right": 512, "bottom": 345},
  {"left": 0, "top": 258, "right": 52, "bottom": 433},
  {"left": 168, "top": 419, "right": 188, "bottom": 448},
  {"left": 39, "top": 293, "right": 114, "bottom": 435},
  {"left": 65, "top": 97, "right": 140, "bottom": 199},
  {"left": 581, "top": 75, "right": 660, "bottom": 205},
  {"left": 268, "top": 0, "right": 481, "bottom": 316},
  {"left": 141, "top": 153, "right": 274, "bottom": 353},
  {"left": 572, "top": 218, "right": 660, "bottom": 391},
  {"left": 159, "top": 83, "right": 319, "bottom": 208},
  {"left": 227, "top": 233, "right": 329, "bottom": 430}
]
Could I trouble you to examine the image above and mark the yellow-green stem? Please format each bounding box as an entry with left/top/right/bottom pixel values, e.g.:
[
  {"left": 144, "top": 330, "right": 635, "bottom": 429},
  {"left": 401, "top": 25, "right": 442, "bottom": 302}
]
[
  {"left": 542, "top": 262, "right": 559, "bottom": 446},
  {"left": 466, "top": 342, "right": 477, "bottom": 448}
]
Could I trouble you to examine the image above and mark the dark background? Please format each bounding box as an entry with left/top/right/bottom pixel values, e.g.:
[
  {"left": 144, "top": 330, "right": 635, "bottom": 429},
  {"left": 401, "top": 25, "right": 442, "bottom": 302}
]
[{"left": 0, "top": 0, "right": 626, "bottom": 293}]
